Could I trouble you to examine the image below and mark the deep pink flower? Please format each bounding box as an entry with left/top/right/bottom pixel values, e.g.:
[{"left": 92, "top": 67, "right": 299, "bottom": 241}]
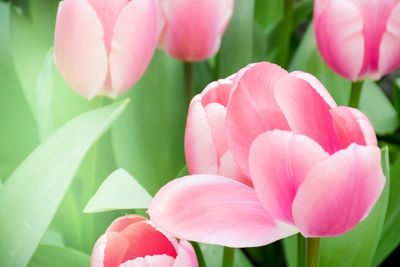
[
  {"left": 148, "top": 62, "right": 385, "bottom": 247},
  {"left": 91, "top": 215, "right": 198, "bottom": 267},
  {"left": 54, "top": 0, "right": 159, "bottom": 99},
  {"left": 158, "top": 0, "right": 234, "bottom": 61},
  {"left": 314, "top": 0, "right": 400, "bottom": 81}
]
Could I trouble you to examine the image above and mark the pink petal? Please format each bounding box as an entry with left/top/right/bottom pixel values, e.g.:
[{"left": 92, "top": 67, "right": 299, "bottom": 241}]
[
  {"left": 109, "top": 0, "right": 159, "bottom": 96},
  {"left": 148, "top": 175, "right": 298, "bottom": 247},
  {"left": 201, "top": 78, "right": 234, "bottom": 107},
  {"left": 54, "top": 0, "right": 108, "bottom": 99},
  {"left": 226, "top": 62, "right": 290, "bottom": 176},
  {"left": 249, "top": 130, "right": 329, "bottom": 224},
  {"left": 119, "top": 255, "right": 175, "bottom": 267},
  {"left": 292, "top": 144, "right": 386, "bottom": 237},
  {"left": 219, "top": 150, "right": 252, "bottom": 186},
  {"left": 331, "top": 106, "right": 377, "bottom": 149},
  {"left": 173, "top": 241, "right": 198, "bottom": 267},
  {"left": 314, "top": 0, "right": 364, "bottom": 80},
  {"left": 106, "top": 215, "right": 147, "bottom": 233},
  {"left": 185, "top": 95, "right": 218, "bottom": 175},
  {"left": 159, "top": 0, "right": 234, "bottom": 61},
  {"left": 275, "top": 74, "right": 339, "bottom": 154},
  {"left": 204, "top": 103, "right": 229, "bottom": 160},
  {"left": 379, "top": 2, "right": 400, "bottom": 76}
]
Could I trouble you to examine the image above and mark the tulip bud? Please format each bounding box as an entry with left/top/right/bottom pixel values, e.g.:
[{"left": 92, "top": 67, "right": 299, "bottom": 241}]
[
  {"left": 91, "top": 215, "right": 198, "bottom": 267},
  {"left": 185, "top": 74, "right": 251, "bottom": 186},
  {"left": 314, "top": 0, "right": 400, "bottom": 81},
  {"left": 54, "top": 0, "right": 159, "bottom": 99},
  {"left": 158, "top": 0, "right": 234, "bottom": 61}
]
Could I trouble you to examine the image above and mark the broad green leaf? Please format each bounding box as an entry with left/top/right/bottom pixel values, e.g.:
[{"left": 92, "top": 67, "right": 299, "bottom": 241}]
[
  {"left": 319, "top": 147, "right": 390, "bottom": 267},
  {"left": 218, "top": 0, "right": 255, "bottom": 77},
  {"left": 28, "top": 245, "right": 90, "bottom": 267},
  {"left": 84, "top": 168, "right": 152, "bottom": 213},
  {"left": 40, "top": 229, "right": 64, "bottom": 247},
  {"left": 199, "top": 244, "right": 252, "bottom": 267},
  {"left": 112, "top": 50, "right": 186, "bottom": 195},
  {"left": 254, "top": 0, "right": 283, "bottom": 30},
  {"left": 359, "top": 81, "right": 398, "bottom": 136},
  {"left": 283, "top": 235, "right": 298, "bottom": 267},
  {"left": 0, "top": 100, "right": 128, "bottom": 267},
  {"left": 373, "top": 156, "right": 400, "bottom": 266},
  {"left": 0, "top": 2, "right": 39, "bottom": 180}
]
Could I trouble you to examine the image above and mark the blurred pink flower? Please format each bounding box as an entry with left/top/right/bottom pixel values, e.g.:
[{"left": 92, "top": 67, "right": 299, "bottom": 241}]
[
  {"left": 91, "top": 215, "right": 198, "bottom": 267},
  {"left": 54, "top": 0, "right": 159, "bottom": 99},
  {"left": 314, "top": 0, "right": 400, "bottom": 81},
  {"left": 158, "top": 0, "right": 234, "bottom": 61},
  {"left": 148, "top": 62, "right": 385, "bottom": 247}
]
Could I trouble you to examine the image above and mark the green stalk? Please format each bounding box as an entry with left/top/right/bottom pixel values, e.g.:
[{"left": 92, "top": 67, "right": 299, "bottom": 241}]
[
  {"left": 275, "top": 0, "right": 295, "bottom": 68},
  {"left": 298, "top": 234, "right": 306, "bottom": 267},
  {"left": 190, "top": 242, "right": 206, "bottom": 267},
  {"left": 306, "top": 238, "right": 320, "bottom": 267},
  {"left": 183, "top": 61, "right": 195, "bottom": 110},
  {"left": 349, "top": 81, "right": 364, "bottom": 108},
  {"left": 222, "top": 247, "right": 235, "bottom": 267}
]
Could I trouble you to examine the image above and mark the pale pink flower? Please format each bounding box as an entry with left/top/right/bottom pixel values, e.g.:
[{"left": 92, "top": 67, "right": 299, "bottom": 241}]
[
  {"left": 91, "top": 215, "right": 198, "bottom": 267},
  {"left": 158, "top": 0, "right": 234, "bottom": 61},
  {"left": 314, "top": 0, "right": 400, "bottom": 81},
  {"left": 54, "top": 0, "right": 159, "bottom": 99},
  {"left": 148, "top": 62, "right": 385, "bottom": 247}
]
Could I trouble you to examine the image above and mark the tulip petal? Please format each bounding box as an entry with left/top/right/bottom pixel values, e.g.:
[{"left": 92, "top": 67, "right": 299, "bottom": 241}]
[
  {"left": 173, "top": 241, "right": 198, "bottom": 267},
  {"left": 314, "top": 0, "right": 364, "bottom": 80},
  {"left": 119, "top": 255, "right": 175, "bottom": 267},
  {"left": 275, "top": 74, "right": 339, "bottom": 154},
  {"left": 54, "top": 0, "right": 108, "bottom": 99},
  {"left": 106, "top": 215, "right": 147, "bottom": 233},
  {"left": 249, "top": 130, "right": 329, "bottom": 224},
  {"left": 226, "top": 62, "right": 290, "bottom": 176},
  {"left": 331, "top": 106, "right": 377, "bottom": 149},
  {"left": 292, "top": 144, "right": 386, "bottom": 237},
  {"left": 379, "top": 3, "right": 400, "bottom": 76},
  {"left": 201, "top": 79, "right": 234, "bottom": 107},
  {"left": 148, "top": 175, "right": 298, "bottom": 247},
  {"left": 185, "top": 96, "right": 218, "bottom": 175},
  {"left": 204, "top": 103, "right": 229, "bottom": 159},
  {"left": 109, "top": 0, "right": 159, "bottom": 96},
  {"left": 219, "top": 150, "right": 251, "bottom": 186}
]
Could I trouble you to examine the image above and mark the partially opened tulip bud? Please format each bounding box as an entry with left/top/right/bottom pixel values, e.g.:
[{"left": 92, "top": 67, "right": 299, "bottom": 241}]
[
  {"left": 91, "top": 215, "right": 198, "bottom": 267},
  {"left": 314, "top": 0, "right": 400, "bottom": 81},
  {"left": 54, "top": 0, "right": 159, "bottom": 99},
  {"left": 158, "top": 0, "right": 234, "bottom": 61},
  {"left": 185, "top": 74, "right": 251, "bottom": 186}
]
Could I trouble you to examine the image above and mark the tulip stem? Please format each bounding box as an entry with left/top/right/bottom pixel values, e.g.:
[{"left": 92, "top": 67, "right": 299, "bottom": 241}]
[
  {"left": 306, "top": 238, "right": 320, "bottom": 267},
  {"left": 190, "top": 242, "right": 206, "bottom": 267},
  {"left": 276, "top": 0, "right": 295, "bottom": 68},
  {"left": 222, "top": 247, "right": 235, "bottom": 267},
  {"left": 298, "top": 234, "right": 306, "bottom": 267},
  {"left": 184, "top": 61, "right": 195, "bottom": 110},
  {"left": 349, "top": 81, "right": 364, "bottom": 108}
]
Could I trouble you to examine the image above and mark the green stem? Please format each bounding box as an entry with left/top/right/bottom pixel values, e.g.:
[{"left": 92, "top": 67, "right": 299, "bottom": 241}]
[
  {"left": 349, "top": 81, "right": 364, "bottom": 108},
  {"left": 183, "top": 61, "right": 195, "bottom": 110},
  {"left": 222, "top": 247, "right": 235, "bottom": 267},
  {"left": 276, "top": 0, "right": 295, "bottom": 68},
  {"left": 306, "top": 238, "right": 320, "bottom": 267},
  {"left": 190, "top": 242, "right": 206, "bottom": 267},
  {"left": 298, "top": 234, "right": 306, "bottom": 267}
]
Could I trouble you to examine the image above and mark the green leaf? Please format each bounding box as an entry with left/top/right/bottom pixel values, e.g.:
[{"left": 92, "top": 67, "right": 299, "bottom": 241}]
[
  {"left": 199, "top": 244, "right": 252, "bottom": 267},
  {"left": 319, "top": 147, "right": 390, "bottom": 267},
  {"left": 0, "top": 100, "right": 129, "bottom": 267},
  {"left": 28, "top": 245, "right": 90, "bottom": 267},
  {"left": 373, "top": 155, "right": 400, "bottom": 265},
  {"left": 112, "top": 50, "right": 186, "bottom": 195},
  {"left": 359, "top": 81, "right": 398, "bottom": 135},
  {"left": 84, "top": 168, "right": 152, "bottom": 213},
  {"left": 218, "top": 0, "right": 255, "bottom": 77},
  {"left": 254, "top": 0, "right": 283, "bottom": 30},
  {"left": 283, "top": 235, "right": 298, "bottom": 267}
]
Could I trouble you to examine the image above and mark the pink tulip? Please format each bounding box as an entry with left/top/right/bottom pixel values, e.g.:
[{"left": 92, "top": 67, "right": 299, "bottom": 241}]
[
  {"left": 91, "top": 215, "right": 198, "bottom": 267},
  {"left": 158, "top": 0, "right": 234, "bottom": 61},
  {"left": 185, "top": 74, "right": 251, "bottom": 186},
  {"left": 314, "top": 0, "right": 400, "bottom": 81},
  {"left": 148, "top": 62, "right": 385, "bottom": 247},
  {"left": 54, "top": 0, "right": 159, "bottom": 99}
]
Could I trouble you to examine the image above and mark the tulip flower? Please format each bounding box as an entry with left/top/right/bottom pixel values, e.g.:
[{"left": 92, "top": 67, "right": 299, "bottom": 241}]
[
  {"left": 314, "top": 0, "right": 400, "bottom": 81},
  {"left": 91, "top": 215, "right": 198, "bottom": 267},
  {"left": 148, "top": 62, "right": 385, "bottom": 247},
  {"left": 185, "top": 74, "right": 250, "bottom": 186},
  {"left": 54, "top": 0, "right": 159, "bottom": 99},
  {"left": 158, "top": 0, "right": 234, "bottom": 61}
]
